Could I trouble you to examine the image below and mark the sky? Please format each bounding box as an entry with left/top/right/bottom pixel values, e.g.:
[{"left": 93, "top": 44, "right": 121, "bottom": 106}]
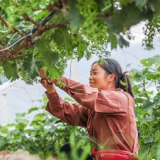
[{"left": 0, "top": 22, "right": 159, "bottom": 125}]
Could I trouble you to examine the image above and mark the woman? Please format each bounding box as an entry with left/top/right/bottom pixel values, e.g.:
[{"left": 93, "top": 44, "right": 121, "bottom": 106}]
[{"left": 39, "top": 58, "right": 138, "bottom": 159}]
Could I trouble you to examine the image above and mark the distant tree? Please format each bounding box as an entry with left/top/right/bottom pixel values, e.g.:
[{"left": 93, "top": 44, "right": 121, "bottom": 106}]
[{"left": 0, "top": 0, "right": 160, "bottom": 83}]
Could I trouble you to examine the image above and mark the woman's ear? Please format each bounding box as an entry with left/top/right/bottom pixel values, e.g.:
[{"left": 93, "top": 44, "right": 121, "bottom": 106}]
[{"left": 108, "top": 74, "right": 115, "bottom": 82}]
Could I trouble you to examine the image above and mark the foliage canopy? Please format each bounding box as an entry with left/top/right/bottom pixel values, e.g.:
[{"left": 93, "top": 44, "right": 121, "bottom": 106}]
[{"left": 0, "top": 0, "right": 160, "bottom": 84}]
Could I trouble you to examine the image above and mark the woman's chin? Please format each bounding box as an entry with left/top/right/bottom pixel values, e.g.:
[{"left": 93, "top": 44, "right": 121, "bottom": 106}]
[
  {"left": 90, "top": 84, "right": 93, "bottom": 87},
  {"left": 90, "top": 84, "right": 96, "bottom": 88}
]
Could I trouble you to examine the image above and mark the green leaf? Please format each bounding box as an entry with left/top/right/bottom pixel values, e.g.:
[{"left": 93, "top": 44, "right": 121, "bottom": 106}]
[
  {"left": 3, "top": 62, "right": 19, "bottom": 81},
  {"left": 43, "top": 51, "right": 59, "bottom": 68},
  {"left": 23, "top": 54, "right": 42, "bottom": 79},
  {"left": 148, "top": 54, "right": 160, "bottom": 64},
  {"left": 105, "top": 3, "right": 153, "bottom": 33},
  {"left": 132, "top": 69, "right": 145, "bottom": 82},
  {"left": 142, "top": 99, "right": 155, "bottom": 110},
  {"left": 146, "top": 72, "right": 157, "bottom": 80},
  {"left": 15, "top": 122, "right": 27, "bottom": 130},
  {"left": 117, "top": 35, "right": 129, "bottom": 48},
  {"left": 84, "top": 49, "right": 92, "bottom": 60},
  {"left": 33, "top": 10, "right": 48, "bottom": 21},
  {"left": 118, "top": 0, "right": 130, "bottom": 6},
  {"left": 15, "top": 118, "right": 29, "bottom": 125},
  {"left": 135, "top": 98, "right": 144, "bottom": 104},
  {"left": 144, "top": 113, "right": 155, "bottom": 122},
  {"left": 144, "top": 134, "right": 154, "bottom": 143},
  {"left": 107, "top": 33, "right": 117, "bottom": 49},
  {"left": 28, "top": 107, "right": 39, "bottom": 114},
  {"left": 141, "top": 54, "right": 160, "bottom": 67},
  {"left": 47, "top": 67, "right": 63, "bottom": 78},
  {"left": 16, "top": 113, "right": 26, "bottom": 117},
  {"left": 135, "top": 0, "right": 148, "bottom": 8},
  {"left": 135, "top": 106, "right": 148, "bottom": 116},
  {"left": 0, "top": 127, "right": 8, "bottom": 134},
  {"left": 33, "top": 113, "right": 45, "bottom": 122},
  {"left": 148, "top": 0, "right": 160, "bottom": 15},
  {"left": 23, "top": 54, "right": 33, "bottom": 70},
  {"left": 107, "top": 33, "right": 129, "bottom": 49},
  {"left": 30, "top": 58, "right": 42, "bottom": 79},
  {"left": 52, "top": 27, "right": 73, "bottom": 50},
  {"left": 77, "top": 42, "right": 88, "bottom": 61},
  {"left": 138, "top": 118, "right": 151, "bottom": 127},
  {"left": 36, "top": 38, "right": 51, "bottom": 55},
  {"left": 6, "top": 123, "right": 15, "bottom": 127},
  {"left": 68, "top": 0, "right": 84, "bottom": 33}
]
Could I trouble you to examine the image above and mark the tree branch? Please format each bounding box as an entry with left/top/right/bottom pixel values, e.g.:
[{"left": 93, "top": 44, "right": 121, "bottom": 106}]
[
  {"left": 0, "top": 20, "right": 69, "bottom": 62},
  {"left": 0, "top": 0, "right": 71, "bottom": 62}
]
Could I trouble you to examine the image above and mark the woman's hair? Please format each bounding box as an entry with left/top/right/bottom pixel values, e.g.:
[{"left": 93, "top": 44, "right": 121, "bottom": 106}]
[{"left": 92, "top": 58, "right": 134, "bottom": 98}]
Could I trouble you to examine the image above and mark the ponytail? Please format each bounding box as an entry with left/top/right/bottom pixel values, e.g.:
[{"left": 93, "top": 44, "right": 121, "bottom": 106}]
[{"left": 119, "top": 72, "right": 134, "bottom": 98}]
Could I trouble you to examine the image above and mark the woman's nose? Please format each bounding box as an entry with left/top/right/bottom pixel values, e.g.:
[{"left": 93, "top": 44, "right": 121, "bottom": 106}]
[{"left": 89, "top": 75, "right": 93, "bottom": 80}]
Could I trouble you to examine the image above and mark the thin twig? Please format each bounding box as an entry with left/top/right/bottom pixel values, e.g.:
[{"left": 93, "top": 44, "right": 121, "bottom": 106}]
[
  {"left": 0, "top": 15, "right": 8, "bottom": 27},
  {"left": 23, "top": 14, "right": 41, "bottom": 27},
  {"left": 8, "top": 54, "right": 27, "bottom": 61},
  {"left": 32, "top": 20, "right": 69, "bottom": 37},
  {"left": 0, "top": 15, "right": 24, "bottom": 36}
]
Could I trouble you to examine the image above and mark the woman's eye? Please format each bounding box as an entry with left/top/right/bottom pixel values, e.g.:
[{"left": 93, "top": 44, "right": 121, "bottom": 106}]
[{"left": 90, "top": 72, "right": 97, "bottom": 76}]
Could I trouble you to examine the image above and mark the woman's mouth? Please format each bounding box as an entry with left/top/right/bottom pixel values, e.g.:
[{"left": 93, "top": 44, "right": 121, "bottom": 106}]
[{"left": 89, "top": 82, "right": 94, "bottom": 86}]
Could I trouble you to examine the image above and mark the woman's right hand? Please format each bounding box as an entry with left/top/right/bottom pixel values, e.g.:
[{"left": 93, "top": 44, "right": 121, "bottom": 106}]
[{"left": 39, "top": 67, "right": 56, "bottom": 94}]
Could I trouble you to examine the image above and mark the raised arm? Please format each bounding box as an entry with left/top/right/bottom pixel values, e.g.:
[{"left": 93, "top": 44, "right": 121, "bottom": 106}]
[
  {"left": 58, "top": 77, "right": 134, "bottom": 116},
  {"left": 39, "top": 67, "right": 134, "bottom": 118},
  {"left": 45, "top": 91, "right": 88, "bottom": 127}
]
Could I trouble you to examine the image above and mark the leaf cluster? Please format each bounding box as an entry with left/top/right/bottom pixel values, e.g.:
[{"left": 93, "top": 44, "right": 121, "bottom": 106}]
[
  {"left": 0, "top": 96, "right": 89, "bottom": 159},
  {"left": 0, "top": 0, "right": 160, "bottom": 84},
  {"left": 131, "top": 55, "right": 160, "bottom": 160}
]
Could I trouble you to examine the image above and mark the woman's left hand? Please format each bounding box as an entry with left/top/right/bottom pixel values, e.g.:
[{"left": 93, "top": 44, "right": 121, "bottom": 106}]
[{"left": 39, "top": 67, "right": 47, "bottom": 79}]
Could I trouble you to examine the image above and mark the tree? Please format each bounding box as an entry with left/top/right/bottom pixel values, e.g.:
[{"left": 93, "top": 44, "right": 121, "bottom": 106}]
[{"left": 0, "top": 0, "right": 160, "bottom": 84}]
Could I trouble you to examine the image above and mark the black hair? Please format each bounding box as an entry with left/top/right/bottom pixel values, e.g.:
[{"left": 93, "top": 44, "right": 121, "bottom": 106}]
[{"left": 92, "top": 58, "right": 134, "bottom": 98}]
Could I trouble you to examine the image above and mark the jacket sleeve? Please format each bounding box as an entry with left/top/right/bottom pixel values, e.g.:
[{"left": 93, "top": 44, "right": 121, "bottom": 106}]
[
  {"left": 45, "top": 91, "right": 88, "bottom": 127},
  {"left": 58, "top": 77, "right": 135, "bottom": 116}
]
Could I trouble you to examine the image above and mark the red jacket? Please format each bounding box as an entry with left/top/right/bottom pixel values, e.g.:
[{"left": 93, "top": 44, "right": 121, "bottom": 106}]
[{"left": 45, "top": 77, "right": 138, "bottom": 154}]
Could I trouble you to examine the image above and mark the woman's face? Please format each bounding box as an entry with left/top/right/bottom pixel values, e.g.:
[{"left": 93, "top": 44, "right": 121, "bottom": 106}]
[{"left": 89, "top": 63, "right": 109, "bottom": 90}]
